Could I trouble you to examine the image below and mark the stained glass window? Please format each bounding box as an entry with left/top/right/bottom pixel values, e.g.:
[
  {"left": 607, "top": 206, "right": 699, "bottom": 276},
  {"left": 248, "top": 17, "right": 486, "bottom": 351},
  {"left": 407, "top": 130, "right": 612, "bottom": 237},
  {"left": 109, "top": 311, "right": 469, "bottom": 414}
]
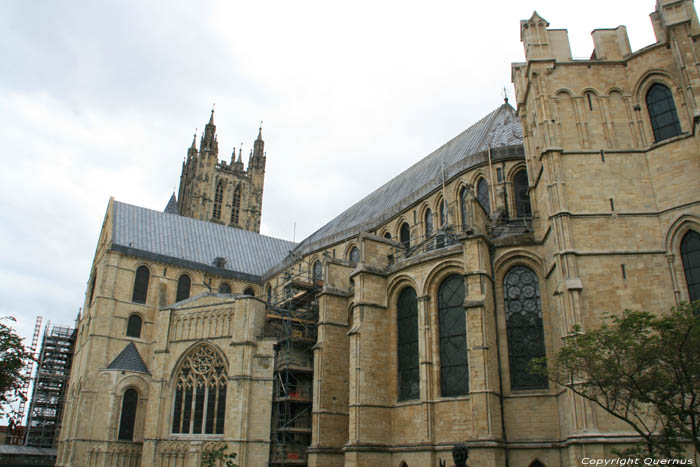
[
  {"left": 126, "top": 314, "right": 142, "bottom": 338},
  {"left": 397, "top": 287, "right": 419, "bottom": 401},
  {"left": 218, "top": 283, "right": 231, "bottom": 294},
  {"left": 646, "top": 83, "right": 682, "bottom": 142},
  {"left": 439, "top": 199, "right": 447, "bottom": 226},
  {"left": 349, "top": 246, "right": 360, "bottom": 264},
  {"left": 176, "top": 275, "right": 191, "bottom": 302},
  {"left": 400, "top": 223, "right": 411, "bottom": 249},
  {"left": 266, "top": 285, "right": 272, "bottom": 303},
  {"left": 514, "top": 170, "right": 532, "bottom": 218},
  {"left": 231, "top": 185, "right": 241, "bottom": 225},
  {"left": 425, "top": 209, "right": 433, "bottom": 237},
  {"left": 459, "top": 187, "right": 468, "bottom": 229},
  {"left": 172, "top": 345, "right": 227, "bottom": 434},
  {"left": 438, "top": 275, "right": 468, "bottom": 396},
  {"left": 131, "top": 266, "right": 150, "bottom": 304},
  {"left": 503, "top": 266, "right": 548, "bottom": 390},
  {"left": 312, "top": 260, "right": 323, "bottom": 282},
  {"left": 244, "top": 287, "right": 255, "bottom": 296},
  {"left": 213, "top": 180, "right": 224, "bottom": 219},
  {"left": 681, "top": 230, "right": 700, "bottom": 302},
  {"left": 118, "top": 388, "right": 138, "bottom": 440},
  {"left": 477, "top": 179, "right": 490, "bottom": 216}
]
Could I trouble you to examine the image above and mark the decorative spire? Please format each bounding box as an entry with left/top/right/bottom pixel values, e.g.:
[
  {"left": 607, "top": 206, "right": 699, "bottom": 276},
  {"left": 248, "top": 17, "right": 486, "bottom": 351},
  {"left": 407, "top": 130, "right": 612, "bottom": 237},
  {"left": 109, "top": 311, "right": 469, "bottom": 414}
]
[
  {"left": 209, "top": 105, "right": 215, "bottom": 125},
  {"left": 257, "top": 121, "right": 263, "bottom": 141},
  {"left": 202, "top": 107, "right": 218, "bottom": 154},
  {"left": 253, "top": 121, "right": 264, "bottom": 158},
  {"left": 190, "top": 131, "right": 197, "bottom": 149}
]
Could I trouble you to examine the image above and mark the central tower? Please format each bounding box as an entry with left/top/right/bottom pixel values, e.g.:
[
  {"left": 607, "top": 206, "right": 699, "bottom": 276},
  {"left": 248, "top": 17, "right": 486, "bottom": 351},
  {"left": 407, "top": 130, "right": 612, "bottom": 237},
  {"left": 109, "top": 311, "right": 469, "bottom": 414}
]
[{"left": 176, "top": 110, "right": 267, "bottom": 233}]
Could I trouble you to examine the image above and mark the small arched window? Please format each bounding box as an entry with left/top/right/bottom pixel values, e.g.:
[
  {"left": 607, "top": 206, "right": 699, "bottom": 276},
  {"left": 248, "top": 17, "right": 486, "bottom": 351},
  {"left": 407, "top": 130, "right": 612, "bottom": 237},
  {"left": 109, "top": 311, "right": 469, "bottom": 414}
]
[
  {"left": 646, "top": 83, "right": 682, "bottom": 142},
  {"left": 459, "top": 187, "right": 468, "bottom": 229},
  {"left": 244, "top": 287, "right": 255, "bottom": 296},
  {"left": 131, "top": 266, "right": 150, "bottom": 304},
  {"left": 118, "top": 388, "right": 138, "bottom": 440},
  {"left": 312, "top": 260, "right": 323, "bottom": 282},
  {"left": 681, "top": 230, "right": 700, "bottom": 302},
  {"left": 218, "top": 283, "right": 231, "bottom": 294},
  {"left": 126, "top": 314, "right": 142, "bottom": 338},
  {"left": 477, "top": 178, "right": 490, "bottom": 216},
  {"left": 513, "top": 170, "right": 532, "bottom": 218},
  {"left": 438, "top": 275, "right": 468, "bottom": 396},
  {"left": 504, "top": 266, "right": 547, "bottom": 390},
  {"left": 230, "top": 184, "right": 241, "bottom": 225},
  {"left": 213, "top": 179, "right": 224, "bottom": 220},
  {"left": 384, "top": 232, "right": 392, "bottom": 240},
  {"left": 400, "top": 223, "right": 411, "bottom": 248},
  {"left": 176, "top": 275, "right": 191, "bottom": 302},
  {"left": 349, "top": 246, "right": 360, "bottom": 264},
  {"left": 397, "top": 287, "right": 419, "bottom": 401},
  {"left": 424, "top": 209, "right": 433, "bottom": 237},
  {"left": 172, "top": 345, "right": 227, "bottom": 434},
  {"left": 439, "top": 199, "right": 447, "bottom": 226}
]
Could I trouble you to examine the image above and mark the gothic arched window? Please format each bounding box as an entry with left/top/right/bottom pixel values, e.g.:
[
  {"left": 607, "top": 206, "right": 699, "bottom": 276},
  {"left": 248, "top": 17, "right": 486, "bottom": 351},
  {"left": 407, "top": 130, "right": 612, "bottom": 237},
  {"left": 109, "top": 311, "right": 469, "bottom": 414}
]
[
  {"left": 213, "top": 180, "right": 224, "bottom": 220},
  {"left": 384, "top": 232, "right": 392, "bottom": 240},
  {"left": 513, "top": 170, "right": 532, "bottom": 218},
  {"left": 439, "top": 199, "right": 447, "bottom": 226},
  {"left": 477, "top": 178, "right": 490, "bottom": 217},
  {"left": 397, "top": 287, "right": 419, "bottom": 401},
  {"left": 230, "top": 184, "right": 241, "bottom": 225},
  {"left": 503, "top": 266, "right": 548, "bottom": 390},
  {"left": 126, "top": 314, "right": 142, "bottom": 338},
  {"left": 424, "top": 209, "right": 433, "bottom": 237},
  {"left": 312, "top": 260, "right": 323, "bottom": 282},
  {"left": 176, "top": 274, "right": 191, "bottom": 302},
  {"left": 400, "top": 222, "right": 411, "bottom": 249},
  {"left": 172, "top": 345, "right": 227, "bottom": 434},
  {"left": 459, "top": 187, "right": 468, "bottom": 229},
  {"left": 118, "top": 388, "right": 138, "bottom": 440},
  {"left": 244, "top": 287, "right": 255, "bottom": 296},
  {"left": 438, "top": 274, "right": 468, "bottom": 397},
  {"left": 218, "top": 282, "right": 231, "bottom": 294},
  {"left": 349, "top": 246, "right": 360, "bottom": 264},
  {"left": 646, "top": 83, "right": 682, "bottom": 142},
  {"left": 131, "top": 266, "right": 150, "bottom": 304},
  {"left": 681, "top": 230, "right": 700, "bottom": 302},
  {"left": 266, "top": 285, "right": 272, "bottom": 303}
]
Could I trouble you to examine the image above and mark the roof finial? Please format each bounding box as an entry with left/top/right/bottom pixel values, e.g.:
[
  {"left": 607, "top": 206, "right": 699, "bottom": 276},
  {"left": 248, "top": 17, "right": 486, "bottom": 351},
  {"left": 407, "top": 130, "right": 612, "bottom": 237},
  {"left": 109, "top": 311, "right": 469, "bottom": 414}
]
[
  {"left": 191, "top": 130, "right": 197, "bottom": 149},
  {"left": 257, "top": 120, "right": 263, "bottom": 140},
  {"left": 209, "top": 104, "right": 215, "bottom": 124},
  {"left": 502, "top": 86, "right": 509, "bottom": 104}
]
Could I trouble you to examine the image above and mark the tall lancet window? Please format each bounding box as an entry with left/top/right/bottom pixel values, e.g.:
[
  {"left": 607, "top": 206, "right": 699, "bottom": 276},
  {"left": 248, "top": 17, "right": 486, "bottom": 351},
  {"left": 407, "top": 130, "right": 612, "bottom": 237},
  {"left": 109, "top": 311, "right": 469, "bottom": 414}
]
[
  {"left": 438, "top": 274, "right": 468, "bottom": 396},
  {"left": 459, "top": 187, "right": 468, "bottom": 230},
  {"left": 681, "top": 230, "right": 700, "bottom": 302},
  {"left": 118, "top": 388, "right": 138, "bottom": 440},
  {"left": 397, "top": 287, "right": 419, "bottom": 401},
  {"left": 231, "top": 185, "right": 241, "bottom": 225},
  {"left": 646, "top": 83, "right": 682, "bottom": 142},
  {"left": 172, "top": 345, "right": 227, "bottom": 434},
  {"left": 213, "top": 180, "right": 225, "bottom": 220},
  {"left": 477, "top": 178, "right": 490, "bottom": 217},
  {"left": 513, "top": 170, "right": 532, "bottom": 218},
  {"left": 504, "top": 266, "right": 547, "bottom": 390}
]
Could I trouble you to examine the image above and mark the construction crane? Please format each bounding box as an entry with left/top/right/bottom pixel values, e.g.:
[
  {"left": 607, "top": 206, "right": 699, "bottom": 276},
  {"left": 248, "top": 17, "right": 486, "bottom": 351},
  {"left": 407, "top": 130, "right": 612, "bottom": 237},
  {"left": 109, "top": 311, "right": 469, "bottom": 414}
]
[{"left": 9, "top": 316, "right": 42, "bottom": 445}]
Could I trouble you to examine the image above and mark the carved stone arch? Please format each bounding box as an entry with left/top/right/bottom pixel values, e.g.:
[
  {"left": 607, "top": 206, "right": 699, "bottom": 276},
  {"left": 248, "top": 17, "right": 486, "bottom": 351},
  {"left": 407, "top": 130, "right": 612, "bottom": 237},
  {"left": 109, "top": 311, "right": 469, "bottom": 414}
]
[
  {"left": 632, "top": 69, "right": 678, "bottom": 105},
  {"left": 634, "top": 71, "right": 686, "bottom": 142},
  {"left": 422, "top": 260, "right": 464, "bottom": 298},
  {"left": 494, "top": 248, "right": 545, "bottom": 275},
  {"left": 606, "top": 86, "right": 626, "bottom": 96},
  {"left": 451, "top": 178, "right": 471, "bottom": 201},
  {"left": 387, "top": 274, "right": 420, "bottom": 305},
  {"left": 553, "top": 87, "right": 575, "bottom": 97},
  {"left": 580, "top": 86, "right": 601, "bottom": 97},
  {"left": 344, "top": 241, "right": 360, "bottom": 261},
  {"left": 115, "top": 374, "right": 150, "bottom": 397},
  {"left": 529, "top": 460, "right": 546, "bottom": 467},
  {"left": 394, "top": 215, "right": 411, "bottom": 238},
  {"left": 664, "top": 214, "right": 700, "bottom": 304},
  {"left": 506, "top": 161, "right": 528, "bottom": 182},
  {"left": 399, "top": 462, "right": 408, "bottom": 467}
]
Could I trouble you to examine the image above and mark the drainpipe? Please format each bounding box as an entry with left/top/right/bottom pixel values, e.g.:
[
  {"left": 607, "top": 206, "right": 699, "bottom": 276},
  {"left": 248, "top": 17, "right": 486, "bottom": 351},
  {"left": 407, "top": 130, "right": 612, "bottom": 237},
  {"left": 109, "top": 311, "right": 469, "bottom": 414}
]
[{"left": 489, "top": 242, "right": 509, "bottom": 467}]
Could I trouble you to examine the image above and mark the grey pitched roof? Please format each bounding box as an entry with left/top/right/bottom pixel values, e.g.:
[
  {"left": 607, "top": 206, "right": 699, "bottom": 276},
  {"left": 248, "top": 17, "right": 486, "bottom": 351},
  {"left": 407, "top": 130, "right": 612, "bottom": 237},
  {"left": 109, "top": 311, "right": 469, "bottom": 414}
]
[
  {"left": 284, "top": 103, "right": 523, "bottom": 259},
  {"left": 106, "top": 342, "right": 150, "bottom": 374},
  {"left": 164, "top": 193, "right": 179, "bottom": 214},
  {"left": 112, "top": 201, "right": 296, "bottom": 280}
]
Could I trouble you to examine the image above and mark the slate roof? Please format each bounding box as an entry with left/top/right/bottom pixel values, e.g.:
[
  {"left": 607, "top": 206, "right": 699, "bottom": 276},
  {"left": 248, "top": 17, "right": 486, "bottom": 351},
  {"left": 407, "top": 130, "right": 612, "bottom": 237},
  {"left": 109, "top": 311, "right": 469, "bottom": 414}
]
[
  {"left": 106, "top": 342, "right": 150, "bottom": 374},
  {"left": 164, "top": 193, "right": 179, "bottom": 214},
  {"left": 281, "top": 103, "right": 523, "bottom": 261},
  {"left": 112, "top": 201, "right": 297, "bottom": 280}
]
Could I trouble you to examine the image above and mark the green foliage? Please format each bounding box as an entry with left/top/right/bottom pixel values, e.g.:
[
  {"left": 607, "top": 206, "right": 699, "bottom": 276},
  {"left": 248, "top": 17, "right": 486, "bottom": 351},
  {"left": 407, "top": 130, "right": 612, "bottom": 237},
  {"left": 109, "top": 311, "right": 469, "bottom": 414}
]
[
  {"left": 0, "top": 317, "right": 34, "bottom": 423},
  {"left": 531, "top": 301, "right": 700, "bottom": 458},
  {"left": 201, "top": 446, "right": 238, "bottom": 467}
]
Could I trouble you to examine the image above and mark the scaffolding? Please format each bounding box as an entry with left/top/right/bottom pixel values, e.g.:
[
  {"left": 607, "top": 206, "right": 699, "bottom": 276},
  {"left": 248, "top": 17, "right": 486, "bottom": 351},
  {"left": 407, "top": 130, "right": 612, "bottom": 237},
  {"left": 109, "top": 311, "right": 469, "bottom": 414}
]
[
  {"left": 24, "top": 323, "right": 76, "bottom": 448},
  {"left": 265, "top": 264, "right": 321, "bottom": 466}
]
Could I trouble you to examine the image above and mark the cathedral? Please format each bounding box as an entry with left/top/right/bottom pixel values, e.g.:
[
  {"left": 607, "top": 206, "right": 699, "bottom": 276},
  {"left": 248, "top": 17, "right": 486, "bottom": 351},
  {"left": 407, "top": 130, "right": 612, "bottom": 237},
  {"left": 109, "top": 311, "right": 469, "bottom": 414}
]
[{"left": 56, "top": 1, "right": 700, "bottom": 466}]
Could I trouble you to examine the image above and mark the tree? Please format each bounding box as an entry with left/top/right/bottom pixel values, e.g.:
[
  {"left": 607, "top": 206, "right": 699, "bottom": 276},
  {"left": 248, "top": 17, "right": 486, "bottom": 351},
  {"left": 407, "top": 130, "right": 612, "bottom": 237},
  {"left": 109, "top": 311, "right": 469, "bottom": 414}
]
[
  {"left": 200, "top": 445, "right": 238, "bottom": 467},
  {"left": 0, "top": 317, "right": 34, "bottom": 428},
  {"left": 532, "top": 302, "right": 700, "bottom": 458}
]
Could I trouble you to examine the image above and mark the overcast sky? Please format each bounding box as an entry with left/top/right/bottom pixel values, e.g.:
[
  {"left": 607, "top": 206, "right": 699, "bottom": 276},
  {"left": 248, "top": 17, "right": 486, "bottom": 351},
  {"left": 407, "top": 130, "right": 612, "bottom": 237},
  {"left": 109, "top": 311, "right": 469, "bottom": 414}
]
[{"left": 1, "top": 1, "right": 657, "bottom": 347}]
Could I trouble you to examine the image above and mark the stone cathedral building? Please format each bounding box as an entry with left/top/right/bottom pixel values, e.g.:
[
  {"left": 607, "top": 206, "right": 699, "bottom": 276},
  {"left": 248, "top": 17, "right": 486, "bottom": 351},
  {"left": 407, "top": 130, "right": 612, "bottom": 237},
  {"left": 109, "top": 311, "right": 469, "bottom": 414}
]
[{"left": 56, "top": 1, "right": 700, "bottom": 466}]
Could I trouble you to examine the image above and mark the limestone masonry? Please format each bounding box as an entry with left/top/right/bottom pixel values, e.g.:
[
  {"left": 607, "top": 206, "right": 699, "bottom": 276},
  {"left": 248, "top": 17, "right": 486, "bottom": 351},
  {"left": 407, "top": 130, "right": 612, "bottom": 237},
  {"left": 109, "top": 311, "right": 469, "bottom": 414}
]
[{"left": 56, "top": 1, "right": 700, "bottom": 466}]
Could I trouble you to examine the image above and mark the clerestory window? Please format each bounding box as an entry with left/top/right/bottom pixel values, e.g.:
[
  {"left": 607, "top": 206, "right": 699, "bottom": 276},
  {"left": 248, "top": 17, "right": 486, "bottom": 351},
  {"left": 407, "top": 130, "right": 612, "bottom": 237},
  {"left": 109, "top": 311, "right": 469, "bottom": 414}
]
[{"left": 646, "top": 83, "right": 682, "bottom": 142}]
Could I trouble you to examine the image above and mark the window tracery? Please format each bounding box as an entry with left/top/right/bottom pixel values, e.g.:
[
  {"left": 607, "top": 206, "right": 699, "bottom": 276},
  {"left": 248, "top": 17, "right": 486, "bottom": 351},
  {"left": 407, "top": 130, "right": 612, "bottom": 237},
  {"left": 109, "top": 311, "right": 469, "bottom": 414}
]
[
  {"left": 477, "top": 179, "right": 490, "bottom": 216},
  {"left": 213, "top": 180, "right": 224, "bottom": 220},
  {"left": 172, "top": 345, "right": 227, "bottom": 434},
  {"left": 438, "top": 274, "right": 468, "bottom": 396},
  {"left": 646, "top": 83, "right": 682, "bottom": 142},
  {"left": 397, "top": 287, "right": 419, "bottom": 400}
]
